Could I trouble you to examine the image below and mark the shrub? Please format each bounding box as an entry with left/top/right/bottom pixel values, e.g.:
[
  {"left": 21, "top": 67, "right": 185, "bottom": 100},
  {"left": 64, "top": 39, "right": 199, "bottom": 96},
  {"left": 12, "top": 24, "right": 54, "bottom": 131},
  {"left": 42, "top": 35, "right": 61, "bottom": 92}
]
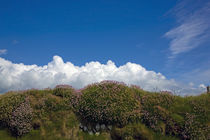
[
  {"left": 140, "top": 92, "right": 174, "bottom": 131},
  {"left": 141, "top": 92, "right": 175, "bottom": 109},
  {"left": 52, "top": 85, "right": 77, "bottom": 111},
  {"left": 75, "top": 81, "right": 141, "bottom": 126},
  {"left": 33, "top": 94, "right": 69, "bottom": 113},
  {"left": 8, "top": 97, "right": 33, "bottom": 137},
  {"left": 53, "top": 85, "right": 75, "bottom": 98},
  {"left": 111, "top": 123, "right": 153, "bottom": 140},
  {"left": 0, "top": 92, "right": 26, "bottom": 127},
  {"left": 181, "top": 113, "right": 209, "bottom": 140}
]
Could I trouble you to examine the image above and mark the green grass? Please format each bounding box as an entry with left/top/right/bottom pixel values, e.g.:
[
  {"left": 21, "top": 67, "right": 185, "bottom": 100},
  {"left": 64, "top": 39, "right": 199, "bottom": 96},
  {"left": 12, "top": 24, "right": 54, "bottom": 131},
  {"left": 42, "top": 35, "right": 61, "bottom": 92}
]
[{"left": 78, "top": 131, "right": 110, "bottom": 140}]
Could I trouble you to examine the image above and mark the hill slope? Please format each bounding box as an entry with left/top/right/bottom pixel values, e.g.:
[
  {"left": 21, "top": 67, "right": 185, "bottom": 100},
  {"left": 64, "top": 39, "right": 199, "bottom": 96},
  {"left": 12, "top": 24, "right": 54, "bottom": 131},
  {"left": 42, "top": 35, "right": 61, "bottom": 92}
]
[{"left": 0, "top": 81, "right": 209, "bottom": 140}]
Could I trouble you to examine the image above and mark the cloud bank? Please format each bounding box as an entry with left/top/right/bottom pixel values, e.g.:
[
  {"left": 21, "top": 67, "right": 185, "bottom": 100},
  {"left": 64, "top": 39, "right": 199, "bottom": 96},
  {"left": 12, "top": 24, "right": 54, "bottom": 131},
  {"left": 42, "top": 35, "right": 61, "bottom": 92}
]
[
  {"left": 0, "top": 56, "right": 206, "bottom": 95},
  {"left": 165, "top": 0, "right": 210, "bottom": 58}
]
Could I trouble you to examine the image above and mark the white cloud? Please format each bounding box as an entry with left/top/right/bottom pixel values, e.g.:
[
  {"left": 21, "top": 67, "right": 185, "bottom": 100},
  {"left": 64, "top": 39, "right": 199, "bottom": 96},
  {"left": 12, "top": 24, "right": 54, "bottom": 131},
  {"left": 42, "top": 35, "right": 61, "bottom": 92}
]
[
  {"left": 0, "top": 49, "right": 7, "bottom": 55},
  {"left": 199, "top": 84, "right": 206, "bottom": 89},
  {"left": 0, "top": 56, "right": 206, "bottom": 95},
  {"left": 165, "top": 1, "right": 210, "bottom": 57}
]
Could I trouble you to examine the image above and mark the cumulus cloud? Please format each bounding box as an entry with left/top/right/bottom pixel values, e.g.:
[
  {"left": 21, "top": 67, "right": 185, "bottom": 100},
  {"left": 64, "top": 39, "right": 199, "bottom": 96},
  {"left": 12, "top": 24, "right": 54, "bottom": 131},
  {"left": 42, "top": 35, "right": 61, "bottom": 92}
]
[
  {"left": 165, "top": 0, "right": 210, "bottom": 58},
  {"left": 0, "top": 56, "right": 206, "bottom": 95},
  {"left": 0, "top": 49, "right": 7, "bottom": 55},
  {"left": 199, "top": 84, "right": 206, "bottom": 89}
]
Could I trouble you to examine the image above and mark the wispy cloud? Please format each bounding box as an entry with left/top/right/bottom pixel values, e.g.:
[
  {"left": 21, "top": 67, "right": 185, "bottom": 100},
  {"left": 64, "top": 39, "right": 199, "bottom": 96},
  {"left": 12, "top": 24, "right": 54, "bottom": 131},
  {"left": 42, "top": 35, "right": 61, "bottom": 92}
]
[
  {"left": 165, "top": 0, "right": 210, "bottom": 58},
  {"left": 0, "top": 49, "right": 7, "bottom": 55}
]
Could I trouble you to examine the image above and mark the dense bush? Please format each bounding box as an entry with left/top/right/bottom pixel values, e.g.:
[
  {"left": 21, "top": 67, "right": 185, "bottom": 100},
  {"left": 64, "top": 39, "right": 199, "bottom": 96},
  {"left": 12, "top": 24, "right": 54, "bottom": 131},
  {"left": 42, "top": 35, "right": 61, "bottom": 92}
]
[
  {"left": 8, "top": 97, "right": 33, "bottom": 137},
  {"left": 111, "top": 123, "right": 153, "bottom": 140},
  {"left": 180, "top": 113, "right": 208, "bottom": 139},
  {"left": 138, "top": 91, "right": 210, "bottom": 139},
  {"left": 75, "top": 81, "right": 141, "bottom": 126},
  {"left": 0, "top": 92, "right": 26, "bottom": 127},
  {"left": 140, "top": 92, "right": 176, "bottom": 132},
  {"left": 180, "top": 95, "right": 210, "bottom": 140},
  {"left": 53, "top": 85, "right": 75, "bottom": 98}
]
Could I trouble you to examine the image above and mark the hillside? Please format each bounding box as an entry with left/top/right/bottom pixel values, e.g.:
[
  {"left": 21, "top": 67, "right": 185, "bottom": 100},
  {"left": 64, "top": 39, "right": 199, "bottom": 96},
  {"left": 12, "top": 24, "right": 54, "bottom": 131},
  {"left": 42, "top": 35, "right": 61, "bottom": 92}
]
[{"left": 0, "top": 81, "right": 209, "bottom": 140}]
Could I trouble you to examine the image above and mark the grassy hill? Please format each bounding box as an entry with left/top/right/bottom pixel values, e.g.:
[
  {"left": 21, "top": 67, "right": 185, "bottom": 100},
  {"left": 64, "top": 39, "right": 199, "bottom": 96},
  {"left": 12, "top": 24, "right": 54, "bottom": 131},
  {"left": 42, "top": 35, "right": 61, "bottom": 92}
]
[{"left": 0, "top": 81, "right": 209, "bottom": 140}]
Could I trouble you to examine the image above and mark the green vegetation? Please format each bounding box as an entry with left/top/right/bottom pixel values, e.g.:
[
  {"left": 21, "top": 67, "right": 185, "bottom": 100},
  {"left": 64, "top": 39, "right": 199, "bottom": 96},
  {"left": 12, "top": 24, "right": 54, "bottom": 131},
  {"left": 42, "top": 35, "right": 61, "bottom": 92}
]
[
  {"left": 0, "top": 81, "right": 209, "bottom": 140},
  {"left": 75, "top": 81, "right": 141, "bottom": 126}
]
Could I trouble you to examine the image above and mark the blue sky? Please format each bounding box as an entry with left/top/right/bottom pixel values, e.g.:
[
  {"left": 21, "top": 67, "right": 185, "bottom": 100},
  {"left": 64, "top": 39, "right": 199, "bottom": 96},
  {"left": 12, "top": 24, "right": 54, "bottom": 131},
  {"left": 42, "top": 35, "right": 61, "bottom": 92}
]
[{"left": 0, "top": 0, "right": 209, "bottom": 94}]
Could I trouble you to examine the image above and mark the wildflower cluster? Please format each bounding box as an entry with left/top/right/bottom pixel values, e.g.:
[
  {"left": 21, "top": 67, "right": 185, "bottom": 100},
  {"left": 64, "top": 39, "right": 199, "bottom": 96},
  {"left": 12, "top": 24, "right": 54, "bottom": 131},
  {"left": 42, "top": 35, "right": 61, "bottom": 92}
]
[
  {"left": 181, "top": 109, "right": 209, "bottom": 139},
  {"left": 0, "top": 92, "right": 26, "bottom": 127},
  {"left": 75, "top": 80, "right": 141, "bottom": 127},
  {"left": 140, "top": 92, "right": 182, "bottom": 135},
  {"left": 130, "top": 84, "right": 142, "bottom": 90},
  {"left": 8, "top": 97, "right": 33, "bottom": 137}
]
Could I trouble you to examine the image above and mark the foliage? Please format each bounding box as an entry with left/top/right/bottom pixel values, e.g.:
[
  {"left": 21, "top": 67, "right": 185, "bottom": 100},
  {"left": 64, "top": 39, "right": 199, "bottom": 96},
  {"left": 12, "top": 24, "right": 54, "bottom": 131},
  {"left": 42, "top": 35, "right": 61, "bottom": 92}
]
[
  {"left": 8, "top": 97, "right": 33, "bottom": 137},
  {"left": 111, "top": 123, "right": 179, "bottom": 140},
  {"left": 0, "top": 92, "right": 26, "bottom": 127},
  {"left": 53, "top": 85, "right": 75, "bottom": 98},
  {"left": 75, "top": 81, "right": 141, "bottom": 126},
  {"left": 136, "top": 90, "right": 210, "bottom": 139},
  {"left": 0, "top": 82, "right": 209, "bottom": 140},
  {"left": 111, "top": 123, "right": 153, "bottom": 140}
]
